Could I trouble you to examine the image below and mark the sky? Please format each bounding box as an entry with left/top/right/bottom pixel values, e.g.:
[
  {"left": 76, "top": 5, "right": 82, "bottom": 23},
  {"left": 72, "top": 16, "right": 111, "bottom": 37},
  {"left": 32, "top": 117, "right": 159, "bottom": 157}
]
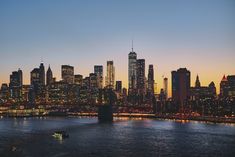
[{"left": 0, "top": 0, "right": 235, "bottom": 96}]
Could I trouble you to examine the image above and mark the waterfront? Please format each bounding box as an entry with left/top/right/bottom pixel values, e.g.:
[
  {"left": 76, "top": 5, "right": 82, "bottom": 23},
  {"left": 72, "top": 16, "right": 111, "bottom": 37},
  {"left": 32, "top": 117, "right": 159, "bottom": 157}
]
[{"left": 0, "top": 117, "right": 235, "bottom": 157}]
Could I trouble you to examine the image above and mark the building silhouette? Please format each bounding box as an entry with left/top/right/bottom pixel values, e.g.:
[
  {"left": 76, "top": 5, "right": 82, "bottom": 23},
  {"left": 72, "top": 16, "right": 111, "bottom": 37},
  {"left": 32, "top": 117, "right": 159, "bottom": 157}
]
[
  {"left": 195, "top": 75, "right": 201, "bottom": 88},
  {"left": 147, "top": 64, "right": 154, "bottom": 96},
  {"left": 46, "top": 65, "right": 53, "bottom": 86},
  {"left": 137, "top": 59, "right": 146, "bottom": 96},
  {"left": 220, "top": 75, "right": 235, "bottom": 98},
  {"left": 115, "top": 81, "right": 122, "bottom": 93},
  {"left": 190, "top": 75, "right": 216, "bottom": 101},
  {"left": 172, "top": 68, "right": 191, "bottom": 109},
  {"left": 39, "top": 62, "right": 45, "bottom": 86},
  {"left": 220, "top": 75, "right": 228, "bottom": 97},
  {"left": 163, "top": 77, "right": 168, "bottom": 99}
]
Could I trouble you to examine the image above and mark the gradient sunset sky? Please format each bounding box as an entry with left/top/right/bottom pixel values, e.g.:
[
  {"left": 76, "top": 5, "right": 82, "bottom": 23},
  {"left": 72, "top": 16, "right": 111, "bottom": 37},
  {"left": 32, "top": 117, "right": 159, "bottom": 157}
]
[{"left": 0, "top": 0, "right": 235, "bottom": 95}]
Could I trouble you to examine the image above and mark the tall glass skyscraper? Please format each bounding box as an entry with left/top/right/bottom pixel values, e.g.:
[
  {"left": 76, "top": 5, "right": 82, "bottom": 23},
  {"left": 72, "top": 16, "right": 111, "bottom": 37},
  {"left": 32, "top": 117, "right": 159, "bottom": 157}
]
[
  {"left": 94, "top": 65, "right": 103, "bottom": 89},
  {"left": 128, "top": 50, "right": 137, "bottom": 90},
  {"left": 9, "top": 69, "right": 23, "bottom": 99},
  {"left": 105, "top": 61, "right": 115, "bottom": 89}
]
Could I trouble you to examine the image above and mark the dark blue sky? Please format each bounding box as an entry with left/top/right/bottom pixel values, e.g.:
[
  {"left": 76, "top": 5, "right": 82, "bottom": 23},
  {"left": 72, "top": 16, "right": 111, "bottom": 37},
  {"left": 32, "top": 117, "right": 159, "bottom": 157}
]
[{"left": 0, "top": 0, "right": 235, "bottom": 92}]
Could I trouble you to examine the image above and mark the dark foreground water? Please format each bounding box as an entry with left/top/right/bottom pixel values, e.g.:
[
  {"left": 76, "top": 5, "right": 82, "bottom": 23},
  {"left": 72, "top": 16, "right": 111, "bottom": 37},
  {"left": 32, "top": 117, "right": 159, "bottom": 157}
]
[{"left": 0, "top": 117, "right": 235, "bottom": 157}]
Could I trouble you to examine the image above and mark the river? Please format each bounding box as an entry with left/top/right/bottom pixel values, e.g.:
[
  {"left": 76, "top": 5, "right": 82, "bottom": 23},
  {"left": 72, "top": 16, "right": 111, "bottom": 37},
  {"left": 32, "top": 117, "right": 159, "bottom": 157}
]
[{"left": 0, "top": 117, "right": 235, "bottom": 157}]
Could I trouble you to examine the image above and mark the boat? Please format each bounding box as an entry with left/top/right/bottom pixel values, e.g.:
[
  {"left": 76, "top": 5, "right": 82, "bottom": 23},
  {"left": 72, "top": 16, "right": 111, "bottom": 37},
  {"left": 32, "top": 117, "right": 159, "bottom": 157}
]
[{"left": 52, "top": 131, "right": 69, "bottom": 140}]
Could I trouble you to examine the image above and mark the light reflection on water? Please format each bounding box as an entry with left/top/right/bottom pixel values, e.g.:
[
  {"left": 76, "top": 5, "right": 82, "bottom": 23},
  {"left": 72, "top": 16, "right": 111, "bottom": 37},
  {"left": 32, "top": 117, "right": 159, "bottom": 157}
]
[{"left": 0, "top": 117, "right": 235, "bottom": 157}]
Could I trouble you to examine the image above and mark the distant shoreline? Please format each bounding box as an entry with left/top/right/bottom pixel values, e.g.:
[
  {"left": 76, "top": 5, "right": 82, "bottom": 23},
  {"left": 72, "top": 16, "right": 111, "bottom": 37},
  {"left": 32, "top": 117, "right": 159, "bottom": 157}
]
[{"left": 1, "top": 113, "right": 235, "bottom": 124}]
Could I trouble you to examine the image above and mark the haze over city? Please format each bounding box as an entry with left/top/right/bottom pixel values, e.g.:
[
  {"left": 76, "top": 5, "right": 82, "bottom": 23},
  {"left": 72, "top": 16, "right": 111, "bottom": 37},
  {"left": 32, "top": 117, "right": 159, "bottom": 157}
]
[{"left": 1, "top": 0, "right": 235, "bottom": 96}]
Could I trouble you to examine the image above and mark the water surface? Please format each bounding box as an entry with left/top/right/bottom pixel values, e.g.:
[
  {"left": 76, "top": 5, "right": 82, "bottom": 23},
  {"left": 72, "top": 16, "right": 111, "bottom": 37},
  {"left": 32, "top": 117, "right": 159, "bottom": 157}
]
[{"left": 0, "top": 117, "right": 235, "bottom": 157}]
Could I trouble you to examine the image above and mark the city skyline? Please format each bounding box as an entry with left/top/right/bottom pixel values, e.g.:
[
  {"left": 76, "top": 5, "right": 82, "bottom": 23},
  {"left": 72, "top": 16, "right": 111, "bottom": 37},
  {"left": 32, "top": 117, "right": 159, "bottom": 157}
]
[
  {"left": 1, "top": 0, "right": 235, "bottom": 95},
  {"left": 0, "top": 56, "right": 233, "bottom": 96},
  {"left": 1, "top": 1, "right": 235, "bottom": 157}
]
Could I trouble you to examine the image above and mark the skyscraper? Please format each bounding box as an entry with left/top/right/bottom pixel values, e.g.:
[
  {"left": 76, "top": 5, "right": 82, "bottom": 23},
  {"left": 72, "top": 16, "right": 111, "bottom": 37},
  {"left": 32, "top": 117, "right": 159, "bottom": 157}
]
[
  {"left": 128, "top": 48, "right": 137, "bottom": 90},
  {"left": 115, "top": 81, "right": 122, "bottom": 93},
  {"left": 172, "top": 68, "right": 191, "bottom": 108},
  {"left": 30, "top": 68, "right": 40, "bottom": 95},
  {"left": 147, "top": 64, "right": 154, "bottom": 95},
  {"left": 46, "top": 65, "right": 53, "bottom": 86},
  {"left": 220, "top": 75, "right": 235, "bottom": 98},
  {"left": 39, "top": 62, "right": 45, "bottom": 86},
  {"left": 227, "top": 75, "right": 235, "bottom": 97},
  {"left": 18, "top": 69, "right": 23, "bottom": 87},
  {"left": 0, "top": 83, "right": 10, "bottom": 99},
  {"left": 195, "top": 75, "right": 201, "bottom": 88},
  {"left": 105, "top": 61, "right": 115, "bottom": 89},
  {"left": 94, "top": 65, "right": 103, "bottom": 89},
  {"left": 62, "top": 65, "right": 74, "bottom": 84},
  {"left": 137, "top": 59, "right": 145, "bottom": 95},
  {"left": 208, "top": 81, "right": 216, "bottom": 97},
  {"left": 163, "top": 77, "right": 168, "bottom": 99},
  {"left": 9, "top": 69, "right": 23, "bottom": 99},
  {"left": 89, "top": 73, "right": 98, "bottom": 90}
]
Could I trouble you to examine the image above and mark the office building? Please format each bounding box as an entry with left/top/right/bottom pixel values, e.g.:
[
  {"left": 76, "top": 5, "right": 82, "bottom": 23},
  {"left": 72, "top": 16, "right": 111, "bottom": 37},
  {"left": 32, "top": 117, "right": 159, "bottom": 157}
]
[
  {"left": 74, "top": 74, "right": 83, "bottom": 86},
  {"left": 39, "top": 62, "right": 45, "bottom": 86},
  {"left": 9, "top": 69, "right": 23, "bottom": 99},
  {"left": 46, "top": 65, "right": 53, "bottom": 86},
  {"left": 163, "top": 77, "right": 168, "bottom": 99},
  {"left": 62, "top": 65, "right": 74, "bottom": 84},
  {"left": 115, "top": 81, "right": 122, "bottom": 93},
  {"left": 147, "top": 64, "right": 154, "bottom": 95},
  {"left": 172, "top": 68, "right": 191, "bottom": 107},
  {"left": 105, "top": 61, "right": 115, "bottom": 88},
  {"left": 94, "top": 65, "right": 103, "bottom": 89},
  {"left": 137, "top": 59, "right": 145, "bottom": 95},
  {"left": 128, "top": 49, "right": 137, "bottom": 90}
]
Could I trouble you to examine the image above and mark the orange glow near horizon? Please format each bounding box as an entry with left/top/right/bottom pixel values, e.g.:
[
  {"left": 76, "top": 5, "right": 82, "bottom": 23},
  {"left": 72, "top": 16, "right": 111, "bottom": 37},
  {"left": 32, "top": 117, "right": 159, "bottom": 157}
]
[
  {"left": 0, "top": 60, "right": 233, "bottom": 97},
  {"left": 0, "top": 0, "right": 235, "bottom": 98}
]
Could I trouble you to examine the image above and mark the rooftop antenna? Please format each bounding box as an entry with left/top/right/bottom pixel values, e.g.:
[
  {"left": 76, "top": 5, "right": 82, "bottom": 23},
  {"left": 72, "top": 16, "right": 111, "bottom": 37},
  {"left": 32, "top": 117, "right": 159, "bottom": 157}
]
[{"left": 131, "top": 39, "right": 134, "bottom": 52}]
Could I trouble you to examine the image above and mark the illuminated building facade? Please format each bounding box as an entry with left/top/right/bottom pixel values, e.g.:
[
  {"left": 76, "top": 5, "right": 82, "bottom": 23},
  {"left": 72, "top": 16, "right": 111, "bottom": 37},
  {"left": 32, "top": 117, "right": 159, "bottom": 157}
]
[
  {"left": 128, "top": 51, "right": 137, "bottom": 90},
  {"left": 105, "top": 61, "right": 115, "bottom": 89},
  {"left": 94, "top": 65, "right": 103, "bottom": 89},
  {"left": 62, "top": 65, "right": 74, "bottom": 84},
  {"left": 9, "top": 69, "right": 23, "bottom": 99}
]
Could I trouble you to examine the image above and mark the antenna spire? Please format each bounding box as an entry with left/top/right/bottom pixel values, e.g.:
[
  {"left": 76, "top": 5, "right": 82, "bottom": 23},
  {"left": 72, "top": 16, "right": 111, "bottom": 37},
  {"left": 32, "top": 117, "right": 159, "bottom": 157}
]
[{"left": 131, "top": 40, "right": 134, "bottom": 52}]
